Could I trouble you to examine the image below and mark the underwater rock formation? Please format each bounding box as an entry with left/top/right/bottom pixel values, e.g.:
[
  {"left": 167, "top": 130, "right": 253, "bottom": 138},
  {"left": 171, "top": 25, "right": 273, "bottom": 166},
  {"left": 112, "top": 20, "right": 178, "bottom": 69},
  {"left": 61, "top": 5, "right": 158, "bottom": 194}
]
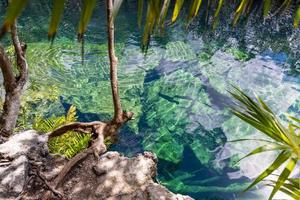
[{"left": 0, "top": 131, "right": 193, "bottom": 200}]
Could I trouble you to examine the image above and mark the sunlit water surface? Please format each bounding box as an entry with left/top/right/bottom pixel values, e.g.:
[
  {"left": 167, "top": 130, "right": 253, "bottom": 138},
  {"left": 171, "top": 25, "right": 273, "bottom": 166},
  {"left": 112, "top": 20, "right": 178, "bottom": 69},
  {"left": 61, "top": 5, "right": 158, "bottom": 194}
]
[{"left": 1, "top": 1, "right": 300, "bottom": 199}]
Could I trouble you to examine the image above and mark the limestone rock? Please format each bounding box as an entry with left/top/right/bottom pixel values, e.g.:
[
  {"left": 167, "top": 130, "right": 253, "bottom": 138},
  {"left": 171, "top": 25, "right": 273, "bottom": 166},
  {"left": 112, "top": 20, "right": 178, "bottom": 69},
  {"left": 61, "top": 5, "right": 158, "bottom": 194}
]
[
  {"left": 0, "top": 130, "right": 48, "bottom": 199},
  {"left": 0, "top": 131, "right": 193, "bottom": 200}
]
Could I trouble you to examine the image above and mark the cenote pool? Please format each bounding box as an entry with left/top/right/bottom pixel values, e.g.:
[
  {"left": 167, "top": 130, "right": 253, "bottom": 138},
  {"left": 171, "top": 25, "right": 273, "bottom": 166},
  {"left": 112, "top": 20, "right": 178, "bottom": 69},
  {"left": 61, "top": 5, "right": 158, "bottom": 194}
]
[{"left": 1, "top": 1, "right": 300, "bottom": 200}]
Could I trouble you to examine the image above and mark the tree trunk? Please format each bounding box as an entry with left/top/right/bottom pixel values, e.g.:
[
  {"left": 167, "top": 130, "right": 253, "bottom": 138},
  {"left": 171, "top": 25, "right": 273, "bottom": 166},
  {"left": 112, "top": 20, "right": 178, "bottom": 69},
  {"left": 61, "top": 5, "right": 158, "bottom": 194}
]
[
  {"left": 0, "top": 21, "right": 28, "bottom": 139},
  {"left": 0, "top": 89, "right": 21, "bottom": 137},
  {"left": 107, "top": 0, "right": 123, "bottom": 123}
]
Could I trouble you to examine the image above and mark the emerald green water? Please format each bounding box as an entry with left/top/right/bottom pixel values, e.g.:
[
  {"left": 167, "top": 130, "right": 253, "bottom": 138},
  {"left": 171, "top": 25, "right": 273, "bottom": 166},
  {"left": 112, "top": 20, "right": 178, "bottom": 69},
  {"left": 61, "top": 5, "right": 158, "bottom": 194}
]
[{"left": 1, "top": 1, "right": 300, "bottom": 199}]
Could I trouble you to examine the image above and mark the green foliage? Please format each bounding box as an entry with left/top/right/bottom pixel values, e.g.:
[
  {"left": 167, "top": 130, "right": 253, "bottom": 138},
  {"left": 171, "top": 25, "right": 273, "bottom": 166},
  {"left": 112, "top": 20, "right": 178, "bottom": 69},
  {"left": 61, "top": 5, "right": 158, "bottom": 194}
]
[
  {"left": 33, "top": 105, "right": 91, "bottom": 158},
  {"left": 0, "top": 0, "right": 27, "bottom": 36},
  {"left": 267, "top": 177, "right": 300, "bottom": 199},
  {"left": 0, "top": 45, "right": 64, "bottom": 132},
  {"left": 295, "top": 6, "right": 300, "bottom": 28},
  {"left": 227, "top": 48, "right": 252, "bottom": 61},
  {"left": 1, "top": 0, "right": 299, "bottom": 48},
  {"left": 172, "top": 0, "right": 184, "bottom": 23},
  {"left": 138, "top": 0, "right": 300, "bottom": 48},
  {"left": 48, "top": 0, "right": 65, "bottom": 41},
  {"left": 112, "top": 0, "right": 124, "bottom": 23},
  {"left": 229, "top": 87, "right": 300, "bottom": 200},
  {"left": 78, "top": 0, "right": 97, "bottom": 41}
]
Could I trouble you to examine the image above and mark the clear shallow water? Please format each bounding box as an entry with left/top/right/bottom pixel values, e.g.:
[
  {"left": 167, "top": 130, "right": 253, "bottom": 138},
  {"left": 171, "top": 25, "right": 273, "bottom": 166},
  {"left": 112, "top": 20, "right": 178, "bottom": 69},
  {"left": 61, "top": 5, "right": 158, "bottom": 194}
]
[{"left": 1, "top": 1, "right": 300, "bottom": 200}]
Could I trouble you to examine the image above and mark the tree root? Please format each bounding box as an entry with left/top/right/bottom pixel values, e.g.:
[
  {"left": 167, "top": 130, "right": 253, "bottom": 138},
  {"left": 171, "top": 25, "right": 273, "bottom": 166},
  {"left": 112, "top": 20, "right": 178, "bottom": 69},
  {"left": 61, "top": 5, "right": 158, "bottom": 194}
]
[
  {"left": 17, "top": 160, "right": 64, "bottom": 200},
  {"left": 43, "top": 112, "right": 133, "bottom": 199},
  {"left": 35, "top": 168, "right": 64, "bottom": 199}
]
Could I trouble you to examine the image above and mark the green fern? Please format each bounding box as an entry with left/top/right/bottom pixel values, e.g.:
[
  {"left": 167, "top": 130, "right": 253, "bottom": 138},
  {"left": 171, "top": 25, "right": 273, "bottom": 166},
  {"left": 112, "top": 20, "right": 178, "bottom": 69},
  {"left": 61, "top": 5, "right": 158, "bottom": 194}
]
[{"left": 33, "top": 105, "right": 91, "bottom": 158}]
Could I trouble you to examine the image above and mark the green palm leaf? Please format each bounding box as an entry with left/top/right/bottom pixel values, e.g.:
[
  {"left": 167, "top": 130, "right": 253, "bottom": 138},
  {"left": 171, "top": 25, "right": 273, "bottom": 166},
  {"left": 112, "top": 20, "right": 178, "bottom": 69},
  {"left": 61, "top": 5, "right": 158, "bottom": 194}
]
[
  {"left": 281, "top": 183, "right": 300, "bottom": 197},
  {"left": 138, "top": 0, "right": 144, "bottom": 27},
  {"left": 237, "top": 144, "right": 288, "bottom": 163},
  {"left": 268, "top": 158, "right": 297, "bottom": 200},
  {"left": 228, "top": 87, "right": 290, "bottom": 144},
  {"left": 267, "top": 181, "right": 300, "bottom": 200},
  {"left": 142, "top": 0, "right": 159, "bottom": 49},
  {"left": 0, "top": 0, "right": 28, "bottom": 38},
  {"left": 294, "top": 6, "right": 300, "bottom": 28},
  {"left": 78, "top": 0, "right": 97, "bottom": 41},
  {"left": 244, "top": 150, "right": 291, "bottom": 192},
  {"left": 158, "top": 0, "right": 171, "bottom": 29},
  {"left": 172, "top": 0, "right": 184, "bottom": 23},
  {"left": 187, "top": 0, "right": 202, "bottom": 22},
  {"left": 48, "top": 0, "right": 65, "bottom": 42},
  {"left": 233, "top": 0, "right": 249, "bottom": 26},
  {"left": 230, "top": 88, "right": 300, "bottom": 199},
  {"left": 212, "top": 0, "right": 224, "bottom": 29},
  {"left": 112, "top": 0, "right": 124, "bottom": 22},
  {"left": 228, "top": 138, "right": 280, "bottom": 144},
  {"left": 263, "top": 0, "right": 272, "bottom": 18}
]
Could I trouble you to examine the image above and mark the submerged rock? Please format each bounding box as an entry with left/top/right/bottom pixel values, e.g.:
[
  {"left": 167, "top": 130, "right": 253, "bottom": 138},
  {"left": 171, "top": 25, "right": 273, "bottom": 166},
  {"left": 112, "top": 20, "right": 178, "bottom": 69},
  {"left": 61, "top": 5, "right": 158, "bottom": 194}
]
[{"left": 0, "top": 131, "right": 193, "bottom": 200}]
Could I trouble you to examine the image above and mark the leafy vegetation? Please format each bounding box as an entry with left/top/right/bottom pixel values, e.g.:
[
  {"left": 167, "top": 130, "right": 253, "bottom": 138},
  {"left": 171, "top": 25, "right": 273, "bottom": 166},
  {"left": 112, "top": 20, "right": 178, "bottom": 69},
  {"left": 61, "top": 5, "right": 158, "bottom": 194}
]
[
  {"left": 0, "top": 0, "right": 299, "bottom": 198},
  {"left": 1, "top": 0, "right": 299, "bottom": 48},
  {"left": 139, "top": 0, "right": 300, "bottom": 48},
  {"left": 33, "top": 105, "right": 91, "bottom": 158},
  {"left": 230, "top": 87, "right": 300, "bottom": 200},
  {"left": 268, "top": 177, "right": 300, "bottom": 199}
]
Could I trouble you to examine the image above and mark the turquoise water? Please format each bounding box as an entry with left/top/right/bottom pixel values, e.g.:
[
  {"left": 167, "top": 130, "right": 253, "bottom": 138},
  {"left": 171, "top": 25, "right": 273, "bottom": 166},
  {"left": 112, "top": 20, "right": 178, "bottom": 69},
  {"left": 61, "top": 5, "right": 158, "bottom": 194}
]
[{"left": 1, "top": 1, "right": 300, "bottom": 199}]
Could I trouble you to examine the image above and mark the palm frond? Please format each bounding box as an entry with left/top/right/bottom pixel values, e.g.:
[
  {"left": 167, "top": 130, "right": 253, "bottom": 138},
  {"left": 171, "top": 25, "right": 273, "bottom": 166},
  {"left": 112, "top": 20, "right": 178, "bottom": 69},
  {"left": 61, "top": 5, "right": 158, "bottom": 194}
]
[
  {"left": 1, "top": 0, "right": 299, "bottom": 48},
  {"left": 267, "top": 178, "right": 300, "bottom": 199},
  {"left": 263, "top": 0, "right": 272, "bottom": 18},
  {"left": 243, "top": 150, "right": 291, "bottom": 192},
  {"left": 268, "top": 157, "right": 297, "bottom": 200},
  {"left": 229, "top": 87, "right": 300, "bottom": 199},
  {"left": 172, "top": 0, "right": 185, "bottom": 23},
  {"left": 112, "top": 0, "right": 124, "bottom": 22},
  {"left": 187, "top": 0, "right": 203, "bottom": 22},
  {"left": 212, "top": 0, "right": 224, "bottom": 29},
  {"left": 0, "top": 0, "right": 28, "bottom": 38},
  {"left": 138, "top": 0, "right": 144, "bottom": 27},
  {"left": 294, "top": 6, "right": 300, "bottom": 28},
  {"left": 78, "top": 0, "right": 97, "bottom": 41},
  {"left": 158, "top": 0, "right": 171, "bottom": 29},
  {"left": 48, "top": 0, "right": 65, "bottom": 42}
]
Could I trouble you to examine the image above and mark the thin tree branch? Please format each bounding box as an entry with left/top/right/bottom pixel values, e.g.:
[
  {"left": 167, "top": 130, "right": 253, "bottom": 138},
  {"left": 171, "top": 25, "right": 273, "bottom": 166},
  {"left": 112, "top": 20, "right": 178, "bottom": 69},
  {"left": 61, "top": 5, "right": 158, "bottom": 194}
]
[
  {"left": 107, "top": 0, "right": 123, "bottom": 123},
  {"left": 11, "top": 21, "right": 28, "bottom": 88}
]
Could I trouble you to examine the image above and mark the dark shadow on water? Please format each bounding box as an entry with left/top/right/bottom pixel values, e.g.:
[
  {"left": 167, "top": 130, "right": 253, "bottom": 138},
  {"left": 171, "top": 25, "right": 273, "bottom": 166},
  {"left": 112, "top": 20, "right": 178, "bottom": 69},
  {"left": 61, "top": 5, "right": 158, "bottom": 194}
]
[{"left": 157, "top": 146, "right": 248, "bottom": 200}]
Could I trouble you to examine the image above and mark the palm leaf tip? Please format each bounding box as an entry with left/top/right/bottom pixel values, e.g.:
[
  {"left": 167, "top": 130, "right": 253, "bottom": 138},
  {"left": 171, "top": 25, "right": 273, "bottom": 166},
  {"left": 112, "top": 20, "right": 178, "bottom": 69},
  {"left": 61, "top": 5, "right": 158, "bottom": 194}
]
[
  {"left": 0, "top": 0, "right": 28, "bottom": 39},
  {"left": 172, "top": 0, "right": 184, "bottom": 23},
  {"left": 268, "top": 158, "right": 297, "bottom": 200},
  {"left": 243, "top": 150, "right": 291, "bottom": 192},
  {"left": 48, "top": 0, "right": 65, "bottom": 42},
  {"left": 78, "top": 0, "right": 97, "bottom": 41},
  {"left": 112, "top": 0, "right": 124, "bottom": 22},
  {"left": 137, "top": 0, "right": 144, "bottom": 27},
  {"left": 263, "top": 0, "right": 272, "bottom": 18},
  {"left": 294, "top": 7, "right": 300, "bottom": 28}
]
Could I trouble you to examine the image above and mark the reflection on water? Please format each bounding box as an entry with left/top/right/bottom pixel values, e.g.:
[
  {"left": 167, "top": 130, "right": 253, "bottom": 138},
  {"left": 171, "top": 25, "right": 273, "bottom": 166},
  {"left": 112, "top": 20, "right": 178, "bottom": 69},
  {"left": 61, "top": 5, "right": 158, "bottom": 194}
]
[{"left": 1, "top": 1, "right": 300, "bottom": 200}]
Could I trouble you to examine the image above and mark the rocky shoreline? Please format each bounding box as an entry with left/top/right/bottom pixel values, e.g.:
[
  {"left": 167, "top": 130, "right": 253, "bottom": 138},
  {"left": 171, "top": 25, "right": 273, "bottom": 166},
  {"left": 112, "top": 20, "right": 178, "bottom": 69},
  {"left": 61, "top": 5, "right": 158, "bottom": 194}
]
[{"left": 0, "top": 131, "right": 193, "bottom": 200}]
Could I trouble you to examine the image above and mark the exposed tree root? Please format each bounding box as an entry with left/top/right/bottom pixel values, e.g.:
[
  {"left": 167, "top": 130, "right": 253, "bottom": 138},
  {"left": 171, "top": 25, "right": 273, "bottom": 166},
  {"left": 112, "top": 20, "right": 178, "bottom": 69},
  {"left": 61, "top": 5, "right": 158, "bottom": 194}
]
[{"left": 43, "top": 111, "right": 133, "bottom": 199}]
